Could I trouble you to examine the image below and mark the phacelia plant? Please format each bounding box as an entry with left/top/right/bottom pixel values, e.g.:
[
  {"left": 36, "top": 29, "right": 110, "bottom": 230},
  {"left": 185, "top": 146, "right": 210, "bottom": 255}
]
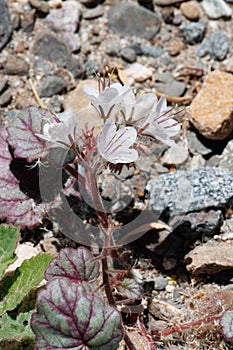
[{"left": 1, "top": 70, "right": 232, "bottom": 349}]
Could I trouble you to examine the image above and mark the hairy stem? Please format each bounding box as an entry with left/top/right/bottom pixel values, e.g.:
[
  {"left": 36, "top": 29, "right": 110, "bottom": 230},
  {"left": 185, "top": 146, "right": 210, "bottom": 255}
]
[
  {"left": 88, "top": 169, "right": 109, "bottom": 228},
  {"left": 102, "top": 254, "right": 115, "bottom": 306},
  {"left": 158, "top": 314, "right": 222, "bottom": 337}
]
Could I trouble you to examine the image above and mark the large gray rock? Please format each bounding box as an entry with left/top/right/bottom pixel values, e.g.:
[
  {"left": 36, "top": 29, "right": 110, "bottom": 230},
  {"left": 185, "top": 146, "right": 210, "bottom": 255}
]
[
  {"left": 0, "top": 0, "right": 12, "bottom": 51},
  {"left": 146, "top": 167, "right": 233, "bottom": 217},
  {"left": 44, "top": 1, "right": 81, "bottom": 52},
  {"left": 108, "top": 3, "right": 161, "bottom": 38},
  {"left": 32, "top": 33, "right": 71, "bottom": 67}
]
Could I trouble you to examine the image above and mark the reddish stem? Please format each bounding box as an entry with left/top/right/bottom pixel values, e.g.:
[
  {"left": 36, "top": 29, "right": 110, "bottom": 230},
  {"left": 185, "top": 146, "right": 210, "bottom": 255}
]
[
  {"left": 158, "top": 314, "right": 222, "bottom": 337},
  {"left": 137, "top": 320, "right": 156, "bottom": 350}
]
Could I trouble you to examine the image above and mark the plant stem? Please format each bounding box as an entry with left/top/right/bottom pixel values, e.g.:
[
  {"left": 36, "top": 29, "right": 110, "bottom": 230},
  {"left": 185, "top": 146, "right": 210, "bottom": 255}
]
[
  {"left": 159, "top": 314, "right": 222, "bottom": 337},
  {"left": 123, "top": 331, "right": 137, "bottom": 350},
  {"left": 137, "top": 320, "right": 156, "bottom": 350},
  {"left": 102, "top": 254, "right": 115, "bottom": 306}
]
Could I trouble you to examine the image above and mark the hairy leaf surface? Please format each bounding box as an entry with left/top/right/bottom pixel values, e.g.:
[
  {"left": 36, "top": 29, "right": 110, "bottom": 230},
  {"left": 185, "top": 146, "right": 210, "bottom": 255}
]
[
  {"left": 6, "top": 106, "right": 52, "bottom": 161},
  {"left": 0, "top": 127, "right": 47, "bottom": 228},
  {"left": 45, "top": 247, "right": 100, "bottom": 283},
  {"left": 0, "top": 225, "right": 18, "bottom": 278},
  {"left": 0, "top": 254, "right": 53, "bottom": 315},
  {"left": 31, "top": 279, "right": 123, "bottom": 350}
]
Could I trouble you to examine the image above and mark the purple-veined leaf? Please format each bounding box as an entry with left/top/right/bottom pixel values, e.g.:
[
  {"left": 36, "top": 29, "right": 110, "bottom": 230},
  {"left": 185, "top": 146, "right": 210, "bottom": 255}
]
[
  {"left": 220, "top": 310, "right": 233, "bottom": 341},
  {"left": 6, "top": 106, "right": 53, "bottom": 162},
  {"left": 45, "top": 247, "right": 100, "bottom": 284},
  {"left": 31, "top": 279, "right": 123, "bottom": 350},
  {"left": 0, "top": 127, "right": 47, "bottom": 228},
  {"left": 117, "top": 278, "right": 142, "bottom": 299}
]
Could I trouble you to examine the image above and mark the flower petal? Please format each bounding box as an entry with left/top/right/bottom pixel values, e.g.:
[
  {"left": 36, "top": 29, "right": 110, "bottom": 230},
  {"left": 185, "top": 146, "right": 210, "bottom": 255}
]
[{"left": 97, "top": 120, "right": 138, "bottom": 164}]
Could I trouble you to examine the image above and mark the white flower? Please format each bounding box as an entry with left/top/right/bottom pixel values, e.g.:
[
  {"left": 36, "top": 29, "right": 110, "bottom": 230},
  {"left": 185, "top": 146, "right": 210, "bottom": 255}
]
[
  {"left": 139, "top": 96, "right": 180, "bottom": 147},
  {"left": 84, "top": 83, "right": 131, "bottom": 119},
  {"left": 36, "top": 109, "right": 78, "bottom": 149},
  {"left": 97, "top": 119, "right": 138, "bottom": 164},
  {"left": 119, "top": 90, "right": 156, "bottom": 125}
]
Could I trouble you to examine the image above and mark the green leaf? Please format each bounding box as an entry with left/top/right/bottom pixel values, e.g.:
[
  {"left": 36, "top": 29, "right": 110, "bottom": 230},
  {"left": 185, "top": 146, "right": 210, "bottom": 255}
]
[
  {"left": 0, "top": 310, "right": 34, "bottom": 341},
  {"left": 117, "top": 278, "right": 142, "bottom": 299},
  {"left": 0, "top": 225, "right": 18, "bottom": 279},
  {"left": 31, "top": 279, "right": 123, "bottom": 350},
  {"left": 0, "top": 254, "right": 53, "bottom": 315}
]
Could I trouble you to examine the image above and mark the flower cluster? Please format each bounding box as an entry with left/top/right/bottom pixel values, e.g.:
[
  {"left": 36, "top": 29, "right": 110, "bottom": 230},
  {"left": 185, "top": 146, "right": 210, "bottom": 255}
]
[{"left": 37, "top": 77, "right": 181, "bottom": 166}]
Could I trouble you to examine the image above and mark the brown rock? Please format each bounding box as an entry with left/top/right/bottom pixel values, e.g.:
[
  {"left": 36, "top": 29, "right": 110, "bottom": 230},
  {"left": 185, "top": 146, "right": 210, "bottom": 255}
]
[
  {"left": 168, "top": 39, "right": 185, "bottom": 56},
  {"left": 3, "top": 55, "right": 30, "bottom": 76},
  {"left": 189, "top": 70, "right": 233, "bottom": 140},
  {"left": 185, "top": 240, "right": 233, "bottom": 274},
  {"left": 180, "top": 1, "right": 200, "bottom": 20},
  {"left": 63, "top": 79, "right": 104, "bottom": 132},
  {"left": 28, "top": 0, "right": 50, "bottom": 14},
  {"left": 0, "top": 89, "right": 12, "bottom": 107}
]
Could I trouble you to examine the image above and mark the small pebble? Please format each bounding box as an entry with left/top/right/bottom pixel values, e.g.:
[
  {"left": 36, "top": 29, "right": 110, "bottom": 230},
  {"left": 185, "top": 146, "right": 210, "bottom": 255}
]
[
  {"left": 124, "top": 62, "right": 153, "bottom": 83},
  {"left": 0, "top": 77, "right": 8, "bottom": 94},
  {"left": 120, "top": 47, "right": 137, "bottom": 63},
  {"left": 0, "top": 89, "right": 12, "bottom": 107},
  {"left": 179, "top": 22, "right": 207, "bottom": 44},
  {"left": 39, "top": 75, "right": 66, "bottom": 97},
  {"left": 166, "top": 284, "right": 175, "bottom": 293},
  {"left": 197, "top": 31, "right": 229, "bottom": 61},
  {"left": 180, "top": 1, "right": 200, "bottom": 20},
  {"left": 168, "top": 39, "right": 185, "bottom": 56},
  {"left": 28, "top": 0, "right": 50, "bottom": 14},
  {"left": 153, "top": 276, "right": 168, "bottom": 291},
  {"left": 83, "top": 5, "right": 104, "bottom": 19}
]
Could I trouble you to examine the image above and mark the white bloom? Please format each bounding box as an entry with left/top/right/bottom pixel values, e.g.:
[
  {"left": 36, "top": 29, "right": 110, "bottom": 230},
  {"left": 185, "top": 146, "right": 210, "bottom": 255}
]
[
  {"left": 119, "top": 90, "right": 156, "bottom": 125},
  {"left": 36, "top": 109, "right": 78, "bottom": 149},
  {"left": 97, "top": 119, "right": 138, "bottom": 164},
  {"left": 84, "top": 83, "right": 131, "bottom": 119},
  {"left": 139, "top": 96, "right": 180, "bottom": 147}
]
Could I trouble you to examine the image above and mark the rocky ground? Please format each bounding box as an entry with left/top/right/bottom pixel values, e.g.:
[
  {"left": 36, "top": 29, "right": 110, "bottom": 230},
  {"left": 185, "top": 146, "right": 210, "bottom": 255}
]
[{"left": 0, "top": 0, "right": 233, "bottom": 349}]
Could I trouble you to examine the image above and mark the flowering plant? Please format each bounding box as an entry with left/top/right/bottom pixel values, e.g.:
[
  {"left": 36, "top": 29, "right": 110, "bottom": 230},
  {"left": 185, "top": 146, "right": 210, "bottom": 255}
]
[{"left": 27, "top": 74, "right": 182, "bottom": 350}]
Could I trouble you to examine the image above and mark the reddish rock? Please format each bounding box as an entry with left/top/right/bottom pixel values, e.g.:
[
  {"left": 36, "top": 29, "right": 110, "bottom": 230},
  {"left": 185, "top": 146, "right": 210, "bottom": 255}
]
[{"left": 189, "top": 70, "right": 233, "bottom": 140}]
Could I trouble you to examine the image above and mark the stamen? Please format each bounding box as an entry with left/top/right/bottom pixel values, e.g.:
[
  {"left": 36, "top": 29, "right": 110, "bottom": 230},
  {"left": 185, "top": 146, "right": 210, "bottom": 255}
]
[{"left": 165, "top": 122, "right": 179, "bottom": 129}]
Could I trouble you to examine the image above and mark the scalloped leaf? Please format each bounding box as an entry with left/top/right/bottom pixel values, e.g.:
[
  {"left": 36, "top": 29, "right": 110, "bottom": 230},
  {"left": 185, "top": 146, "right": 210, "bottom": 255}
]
[
  {"left": 0, "top": 225, "right": 18, "bottom": 279},
  {"left": 0, "top": 127, "right": 47, "bottom": 228},
  {"left": 31, "top": 279, "right": 123, "bottom": 350},
  {"left": 0, "top": 254, "right": 53, "bottom": 315},
  {"left": 117, "top": 278, "right": 142, "bottom": 299},
  {"left": 45, "top": 247, "right": 100, "bottom": 284},
  {"left": 0, "top": 310, "right": 34, "bottom": 341},
  {"left": 220, "top": 310, "right": 233, "bottom": 341},
  {"left": 6, "top": 106, "right": 52, "bottom": 162}
]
